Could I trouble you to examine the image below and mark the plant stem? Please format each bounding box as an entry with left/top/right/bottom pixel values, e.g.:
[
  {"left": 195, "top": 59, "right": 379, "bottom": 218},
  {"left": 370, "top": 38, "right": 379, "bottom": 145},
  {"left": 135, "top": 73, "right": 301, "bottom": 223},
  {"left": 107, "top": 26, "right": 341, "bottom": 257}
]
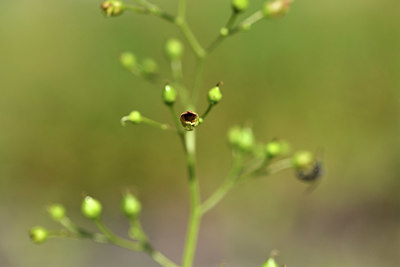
[
  {"left": 190, "top": 57, "right": 205, "bottom": 106},
  {"left": 201, "top": 154, "right": 243, "bottom": 214},
  {"left": 178, "top": 0, "right": 186, "bottom": 21},
  {"left": 181, "top": 130, "right": 202, "bottom": 267},
  {"left": 179, "top": 22, "right": 206, "bottom": 59},
  {"left": 200, "top": 103, "right": 213, "bottom": 120}
]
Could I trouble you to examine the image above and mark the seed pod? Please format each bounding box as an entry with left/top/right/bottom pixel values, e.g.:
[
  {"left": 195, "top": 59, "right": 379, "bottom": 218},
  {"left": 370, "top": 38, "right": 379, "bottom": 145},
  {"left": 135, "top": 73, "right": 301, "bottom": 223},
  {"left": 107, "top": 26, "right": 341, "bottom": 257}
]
[
  {"left": 29, "top": 226, "right": 49, "bottom": 244},
  {"left": 180, "top": 111, "right": 200, "bottom": 131},
  {"left": 208, "top": 84, "right": 223, "bottom": 105},
  {"left": 120, "top": 52, "right": 137, "bottom": 70},
  {"left": 232, "top": 0, "right": 249, "bottom": 13},
  {"left": 121, "top": 192, "right": 142, "bottom": 218},
  {"left": 81, "top": 196, "right": 102, "bottom": 220},
  {"left": 47, "top": 203, "right": 66, "bottom": 221},
  {"left": 165, "top": 38, "right": 184, "bottom": 61},
  {"left": 162, "top": 84, "right": 177, "bottom": 106},
  {"left": 261, "top": 258, "right": 279, "bottom": 267}
]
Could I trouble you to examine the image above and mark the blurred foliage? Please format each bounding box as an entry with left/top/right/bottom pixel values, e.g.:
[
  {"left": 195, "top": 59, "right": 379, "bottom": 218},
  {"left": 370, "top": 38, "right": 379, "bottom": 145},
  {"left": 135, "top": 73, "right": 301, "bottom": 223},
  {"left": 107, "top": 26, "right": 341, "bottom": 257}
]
[{"left": 0, "top": 0, "right": 399, "bottom": 266}]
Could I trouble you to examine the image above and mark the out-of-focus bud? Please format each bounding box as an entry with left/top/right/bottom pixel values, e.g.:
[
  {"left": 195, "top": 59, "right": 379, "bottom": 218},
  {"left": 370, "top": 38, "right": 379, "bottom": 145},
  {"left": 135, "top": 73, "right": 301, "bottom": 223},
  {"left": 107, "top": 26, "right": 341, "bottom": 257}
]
[
  {"left": 101, "top": 1, "right": 124, "bottom": 17},
  {"left": 81, "top": 196, "right": 102, "bottom": 220},
  {"left": 29, "top": 226, "right": 49, "bottom": 244},
  {"left": 261, "top": 258, "right": 279, "bottom": 267},
  {"left": 47, "top": 204, "right": 66, "bottom": 221},
  {"left": 292, "top": 150, "right": 314, "bottom": 169},
  {"left": 121, "top": 110, "right": 142, "bottom": 126},
  {"left": 220, "top": 27, "right": 229, "bottom": 36},
  {"left": 141, "top": 58, "right": 158, "bottom": 77},
  {"left": 121, "top": 192, "right": 142, "bottom": 219},
  {"left": 165, "top": 38, "right": 184, "bottom": 61},
  {"left": 232, "top": 0, "right": 249, "bottom": 13},
  {"left": 162, "top": 84, "right": 177, "bottom": 106},
  {"left": 120, "top": 52, "right": 137, "bottom": 70},
  {"left": 265, "top": 140, "right": 289, "bottom": 158},
  {"left": 208, "top": 84, "right": 223, "bottom": 105},
  {"left": 262, "top": 0, "right": 292, "bottom": 18},
  {"left": 180, "top": 111, "right": 200, "bottom": 131},
  {"left": 228, "top": 126, "right": 255, "bottom": 152}
]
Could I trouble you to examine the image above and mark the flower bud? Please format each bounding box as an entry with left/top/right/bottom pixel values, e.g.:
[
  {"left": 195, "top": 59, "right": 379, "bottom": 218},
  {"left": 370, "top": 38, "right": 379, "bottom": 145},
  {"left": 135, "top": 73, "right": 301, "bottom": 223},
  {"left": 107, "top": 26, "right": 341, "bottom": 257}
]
[
  {"left": 228, "top": 126, "right": 255, "bottom": 152},
  {"left": 262, "top": 0, "right": 292, "bottom": 18},
  {"left": 29, "top": 226, "right": 49, "bottom": 244},
  {"left": 81, "top": 196, "right": 102, "bottom": 220},
  {"left": 121, "top": 110, "right": 142, "bottom": 126},
  {"left": 262, "top": 258, "right": 279, "bottom": 267},
  {"left": 292, "top": 150, "right": 314, "bottom": 169},
  {"left": 180, "top": 111, "right": 200, "bottom": 131},
  {"left": 165, "top": 38, "right": 184, "bottom": 61},
  {"left": 47, "top": 203, "right": 66, "bottom": 221},
  {"left": 101, "top": 1, "right": 124, "bottom": 17},
  {"left": 208, "top": 84, "right": 223, "bottom": 105},
  {"left": 162, "top": 84, "right": 177, "bottom": 106},
  {"left": 141, "top": 58, "right": 158, "bottom": 77},
  {"left": 265, "top": 140, "right": 289, "bottom": 158},
  {"left": 121, "top": 192, "right": 142, "bottom": 218},
  {"left": 120, "top": 52, "right": 136, "bottom": 70},
  {"left": 232, "top": 0, "right": 249, "bottom": 13}
]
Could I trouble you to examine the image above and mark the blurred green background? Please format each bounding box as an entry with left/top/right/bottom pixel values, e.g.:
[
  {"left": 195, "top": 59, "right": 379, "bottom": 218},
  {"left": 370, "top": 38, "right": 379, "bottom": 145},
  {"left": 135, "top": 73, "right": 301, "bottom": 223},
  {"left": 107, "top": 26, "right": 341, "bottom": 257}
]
[{"left": 1, "top": 0, "right": 400, "bottom": 266}]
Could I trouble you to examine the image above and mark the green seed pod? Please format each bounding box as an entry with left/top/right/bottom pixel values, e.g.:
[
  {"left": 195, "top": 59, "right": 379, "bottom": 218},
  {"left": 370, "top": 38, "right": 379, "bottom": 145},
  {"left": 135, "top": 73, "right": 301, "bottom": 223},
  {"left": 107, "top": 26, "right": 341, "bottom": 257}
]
[
  {"left": 262, "top": 0, "right": 292, "bottom": 18},
  {"left": 29, "top": 226, "right": 49, "bottom": 244},
  {"left": 165, "top": 38, "right": 184, "bottom": 61},
  {"left": 180, "top": 111, "right": 199, "bottom": 131},
  {"left": 232, "top": 0, "right": 249, "bottom": 13},
  {"left": 292, "top": 150, "right": 314, "bottom": 169},
  {"left": 162, "top": 84, "right": 177, "bottom": 106},
  {"left": 120, "top": 52, "right": 136, "bottom": 70},
  {"left": 81, "top": 196, "right": 102, "bottom": 220},
  {"left": 47, "top": 203, "right": 66, "bottom": 221},
  {"left": 141, "top": 58, "right": 158, "bottom": 76},
  {"left": 261, "top": 258, "right": 279, "bottom": 267},
  {"left": 101, "top": 1, "right": 124, "bottom": 17},
  {"left": 265, "top": 140, "right": 289, "bottom": 158},
  {"left": 208, "top": 85, "right": 223, "bottom": 105},
  {"left": 121, "top": 192, "right": 142, "bottom": 218}
]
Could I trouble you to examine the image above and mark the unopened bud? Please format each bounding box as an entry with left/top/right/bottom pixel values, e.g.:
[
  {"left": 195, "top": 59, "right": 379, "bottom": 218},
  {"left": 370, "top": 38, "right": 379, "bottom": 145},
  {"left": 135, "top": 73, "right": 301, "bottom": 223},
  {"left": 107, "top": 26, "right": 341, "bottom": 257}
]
[
  {"left": 162, "top": 84, "right": 177, "bottom": 106},
  {"left": 47, "top": 204, "right": 66, "bottom": 221},
  {"left": 101, "top": 1, "right": 124, "bottom": 17},
  {"left": 29, "top": 226, "right": 49, "bottom": 244},
  {"left": 120, "top": 52, "right": 136, "bottom": 70},
  {"left": 292, "top": 150, "right": 313, "bottom": 169},
  {"left": 165, "top": 38, "right": 184, "bottom": 61},
  {"left": 228, "top": 126, "right": 255, "bottom": 152},
  {"left": 121, "top": 192, "right": 142, "bottom": 218},
  {"left": 141, "top": 58, "right": 158, "bottom": 77},
  {"left": 261, "top": 258, "right": 279, "bottom": 267},
  {"left": 262, "top": 0, "right": 292, "bottom": 18},
  {"left": 265, "top": 140, "right": 289, "bottom": 158},
  {"left": 180, "top": 111, "right": 200, "bottom": 131},
  {"left": 81, "top": 196, "right": 102, "bottom": 220},
  {"left": 232, "top": 0, "right": 249, "bottom": 13},
  {"left": 121, "top": 110, "right": 142, "bottom": 126},
  {"left": 208, "top": 84, "right": 223, "bottom": 105}
]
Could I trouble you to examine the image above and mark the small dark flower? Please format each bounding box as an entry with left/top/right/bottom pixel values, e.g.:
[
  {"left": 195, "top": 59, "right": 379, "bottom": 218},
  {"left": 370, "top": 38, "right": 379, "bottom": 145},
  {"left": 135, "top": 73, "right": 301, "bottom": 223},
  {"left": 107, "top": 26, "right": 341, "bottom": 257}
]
[{"left": 180, "top": 111, "right": 199, "bottom": 131}]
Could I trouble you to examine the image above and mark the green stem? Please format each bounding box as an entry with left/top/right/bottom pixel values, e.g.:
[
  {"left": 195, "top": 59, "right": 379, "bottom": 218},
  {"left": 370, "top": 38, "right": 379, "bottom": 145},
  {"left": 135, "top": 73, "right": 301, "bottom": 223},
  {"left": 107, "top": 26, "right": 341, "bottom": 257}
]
[
  {"left": 178, "top": 0, "right": 187, "bottom": 21},
  {"left": 190, "top": 58, "right": 205, "bottom": 106},
  {"left": 201, "top": 154, "right": 243, "bottom": 214},
  {"left": 179, "top": 22, "right": 206, "bottom": 59},
  {"left": 200, "top": 103, "right": 213, "bottom": 120},
  {"left": 168, "top": 106, "right": 186, "bottom": 149},
  {"left": 170, "top": 60, "right": 189, "bottom": 104},
  {"left": 141, "top": 117, "right": 171, "bottom": 131},
  {"left": 181, "top": 130, "right": 202, "bottom": 267}
]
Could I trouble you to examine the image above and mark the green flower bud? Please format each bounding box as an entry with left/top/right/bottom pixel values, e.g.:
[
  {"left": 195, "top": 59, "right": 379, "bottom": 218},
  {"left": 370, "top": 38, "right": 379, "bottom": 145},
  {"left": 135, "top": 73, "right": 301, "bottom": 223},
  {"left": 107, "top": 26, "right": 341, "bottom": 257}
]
[
  {"left": 101, "top": 1, "right": 124, "bottom": 17},
  {"left": 29, "top": 226, "right": 49, "bottom": 244},
  {"left": 121, "top": 110, "right": 142, "bottom": 126},
  {"left": 265, "top": 140, "right": 289, "bottom": 158},
  {"left": 262, "top": 258, "right": 279, "bottom": 267},
  {"left": 228, "top": 126, "right": 255, "bottom": 152},
  {"left": 220, "top": 27, "right": 229, "bottom": 36},
  {"left": 121, "top": 192, "right": 142, "bottom": 218},
  {"left": 162, "top": 84, "right": 177, "bottom": 106},
  {"left": 208, "top": 85, "right": 223, "bottom": 105},
  {"left": 262, "top": 0, "right": 292, "bottom": 18},
  {"left": 120, "top": 52, "right": 136, "bottom": 70},
  {"left": 180, "top": 111, "right": 199, "bottom": 131},
  {"left": 47, "top": 204, "right": 66, "bottom": 221},
  {"left": 165, "top": 38, "right": 184, "bottom": 61},
  {"left": 292, "top": 150, "right": 314, "bottom": 169},
  {"left": 141, "top": 58, "right": 158, "bottom": 77},
  {"left": 232, "top": 0, "right": 249, "bottom": 13},
  {"left": 81, "top": 196, "right": 102, "bottom": 220}
]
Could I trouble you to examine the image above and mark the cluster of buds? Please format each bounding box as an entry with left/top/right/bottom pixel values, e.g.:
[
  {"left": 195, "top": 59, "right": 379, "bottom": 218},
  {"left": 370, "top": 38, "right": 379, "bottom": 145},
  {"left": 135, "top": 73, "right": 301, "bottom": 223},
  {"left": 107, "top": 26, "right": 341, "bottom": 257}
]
[
  {"left": 101, "top": 1, "right": 124, "bottom": 17},
  {"left": 120, "top": 52, "right": 159, "bottom": 78},
  {"left": 228, "top": 126, "right": 255, "bottom": 152}
]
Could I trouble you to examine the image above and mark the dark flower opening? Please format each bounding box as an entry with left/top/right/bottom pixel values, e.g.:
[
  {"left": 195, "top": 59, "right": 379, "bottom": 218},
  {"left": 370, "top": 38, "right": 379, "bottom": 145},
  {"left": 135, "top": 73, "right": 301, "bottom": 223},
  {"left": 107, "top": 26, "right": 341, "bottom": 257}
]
[{"left": 181, "top": 111, "right": 198, "bottom": 123}]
